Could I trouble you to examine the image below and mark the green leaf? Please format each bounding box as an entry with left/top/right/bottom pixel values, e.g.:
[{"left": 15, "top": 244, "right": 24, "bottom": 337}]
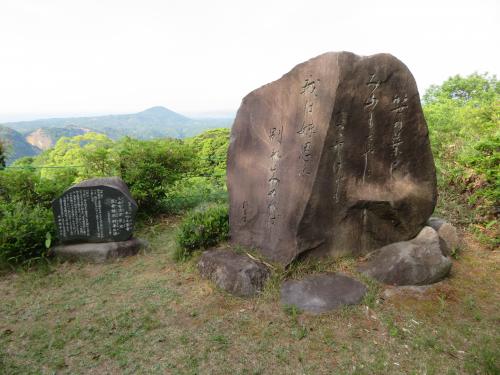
[{"left": 45, "top": 232, "right": 52, "bottom": 249}]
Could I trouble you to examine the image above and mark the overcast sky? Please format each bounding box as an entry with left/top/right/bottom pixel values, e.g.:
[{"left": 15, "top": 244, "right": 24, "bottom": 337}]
[{"left": 0, "top": 0, "right": 498, "bottom": 121}]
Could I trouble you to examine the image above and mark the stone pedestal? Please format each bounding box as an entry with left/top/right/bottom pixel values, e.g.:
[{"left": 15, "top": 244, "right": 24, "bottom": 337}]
[{"left": 51, "top": 237, "right": 146, "bottom": 263}]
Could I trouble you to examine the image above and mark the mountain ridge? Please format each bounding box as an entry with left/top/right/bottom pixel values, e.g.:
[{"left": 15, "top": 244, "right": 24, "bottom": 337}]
[
  {"left": 0, "top": 106, "right": 234, "bottom": 164},
  {"left": 0, "top": 125, "right": 41, "bottom": 165},
  {"left": 2, "top": 106, "right": 194, "bottom": 135}
]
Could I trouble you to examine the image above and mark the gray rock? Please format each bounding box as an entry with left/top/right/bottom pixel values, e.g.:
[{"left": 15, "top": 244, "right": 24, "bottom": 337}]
[
  {"left": 280, "top": 273, "right": 367, "bottom": 314},
  {"left": 227, "top": 51, "right": 437, "bottom": 266},
  {"left": 358, "top": 226, "right": 452, "bottom": 285},
  {"left": 198, "top": 250, "right": 270, "bottom": 297},
  {"left": 427, "top": 217, "right": 460, "bottom": 256},
  {"left": 51, "top": 237, "right": 146, "bottom": 263}
]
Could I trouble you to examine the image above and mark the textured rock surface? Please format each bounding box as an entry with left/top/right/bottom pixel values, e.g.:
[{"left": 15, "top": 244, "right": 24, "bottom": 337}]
[
  {"left": 427, "top": 217, "right": 460, "bottom": 256},
  {"left": 227, "top": 52, "right": 437, "bottom": 265},
  {"left": 51, "top": 237, "right": 146, "bottom": 263},
  {"left": 280, "top": 273, "right": 367, "bottom": 314},
  {"left": 198, "top": 250, "right": 270, "bottom": 297},
  {"left": 357, "top": 227, "right": 452, "bottom": 285}
]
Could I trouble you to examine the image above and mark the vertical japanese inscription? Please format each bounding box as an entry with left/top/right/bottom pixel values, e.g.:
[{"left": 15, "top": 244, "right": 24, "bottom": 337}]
[
  {"left": 241, "top": 201, "right": 248, "bottom": 224},
  {"left": 389, "top": 94, "right": 408, "bottom": 176},
  {"left": 54, "top": 186, "right": 135, "bottom": 242},
  {"left": 332, "top": 111, "right": 347, "bottom": 203},
  {"left": 267, "top": 124, "right": 283, "bottom": 226},
  {"left": 298, "top": 76, "right": 319, "bottom": 176},
  {"left": 362, "top": 73, "right": 381, "bottom": 183}
]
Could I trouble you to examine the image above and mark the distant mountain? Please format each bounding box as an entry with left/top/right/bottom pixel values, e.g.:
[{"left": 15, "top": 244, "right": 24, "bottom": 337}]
[
  {"left": 0, "top": 126, "right": 41, "bottom": 165},
  {"left": 3, "top": 106, "right": 230, "bottom": 139},
  {"left": 0, "top": 106, "right": 234, "bottom": 164},
  {"left": 25, "top": 126, "right": 93, "bottom": 150}
]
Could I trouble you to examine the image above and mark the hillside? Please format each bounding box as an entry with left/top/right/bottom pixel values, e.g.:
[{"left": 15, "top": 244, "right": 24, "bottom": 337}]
[
  {"left": 0, "top": 125, "right": 41, "bottom": 165},
  {"left": 0, "top": 106, "right": 233, "bottom": 163},
  {"left": 25, "top": 126, "right": 93, "bottom": 150},
  {"left": 3, "top": 106, "right": 233, "bottom": 140}
]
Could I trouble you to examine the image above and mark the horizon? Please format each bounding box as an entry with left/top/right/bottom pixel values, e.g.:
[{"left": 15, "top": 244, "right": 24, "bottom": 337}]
[
  {"left": 0, "top": 107, "right": 237, "bottom": 124},
  {"left": 0, "top": 0, "right": 499, "bottom": 120}
]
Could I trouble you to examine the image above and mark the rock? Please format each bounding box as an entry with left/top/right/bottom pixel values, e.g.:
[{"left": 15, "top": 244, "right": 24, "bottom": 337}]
[
  {"left": 52, "top": 177, "right": 138, "bottom": 243},
  {"left": 51, "top": 237, "right": 146, "bottom": 263},
  {"left": 227, "top": 52, "right": 437, "bottom": 265},
  {"left": 427, "top": 217, "right": 460, "bottom": 256},
  {"left": 357, "top": 226, "right": 452, "bottom": 285},
  {"left": 198, "top": 250, "right": 270, "bottom": 297},
  {"left": 280, "top": 273, "right": 367, "bottom": 314}
]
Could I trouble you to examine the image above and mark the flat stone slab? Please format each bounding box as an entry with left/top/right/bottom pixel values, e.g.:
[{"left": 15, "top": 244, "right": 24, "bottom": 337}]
[
  {"left": 280, "top": 273, "right": 367, "bottom": 314},
  {"left": 51, "top": 237, "right": 146, "bottom": 263},
  {"left": 198, "top": 249, "right": 270, "bottom": 297},
  {"left": 357, "top": 226, "right": 452, "bottom": 285}
]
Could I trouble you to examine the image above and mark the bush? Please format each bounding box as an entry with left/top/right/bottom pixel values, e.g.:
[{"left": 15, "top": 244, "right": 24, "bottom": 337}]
[
  {"left": 0, "top": 169, "right": 73, "bottom": 209},
  {"left": 423, "top": 73, "right": 499, "bottom": 246},
  {"left": 174, "top": 203, "right": 229, "bottom": 260},
  {"left": 116, "top": 137, "right": 195, "bottom": 214},
  {"left": 0, "top": 202, "right": 55, "bottom": 267},
  {"left": 161, "top": 177, "right": 227, "bottom": 214},
  {"left": 185, "top": 128, "right": 230, "bottom": 181}
]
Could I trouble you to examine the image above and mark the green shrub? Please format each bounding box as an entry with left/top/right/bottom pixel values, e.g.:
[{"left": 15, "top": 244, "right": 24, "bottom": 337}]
[
  {"left": 0, "top": 202, "right": 55, "bottom": 267},
  {"left": 185, "top": 128, "right": 230, "bottom": 181},
  {"left": 161, "top": 177, "right": 227, "bottom": 214},
  {"left": 174, "top": 203, "right": 229, "bottom": 260},
  {"left": 423, "top": 73, "right": 499, "bottom": 246},
  {"left": 0, "top": 169, "right": 73, "bottom": 209},
  {"left": 116, "top": 137, "right": 195, "bottom": 214}
]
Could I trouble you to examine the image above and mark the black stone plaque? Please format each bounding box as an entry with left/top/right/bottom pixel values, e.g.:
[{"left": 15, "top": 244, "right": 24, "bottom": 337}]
[{"left": 52, "top": 177, "right": 138, "bottom": 243}]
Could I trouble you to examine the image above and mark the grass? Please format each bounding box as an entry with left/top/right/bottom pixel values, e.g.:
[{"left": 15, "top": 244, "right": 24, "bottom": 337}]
[{"left": 1, "top": 216, "right": 499, "bottom": 374}]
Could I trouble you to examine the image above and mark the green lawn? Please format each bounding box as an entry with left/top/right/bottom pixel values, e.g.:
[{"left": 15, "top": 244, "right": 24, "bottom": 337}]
[{"left": 1, "top": 216, "right": 499, "bottom": 374}]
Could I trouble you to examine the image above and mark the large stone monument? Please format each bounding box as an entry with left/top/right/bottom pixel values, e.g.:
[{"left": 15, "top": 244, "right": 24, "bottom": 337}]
[
  {"left": 227, "top": 52, "right": 437, "bottom": 266},
  {"left": 51, "top": 177, "right": 145, "bottom": 262}
]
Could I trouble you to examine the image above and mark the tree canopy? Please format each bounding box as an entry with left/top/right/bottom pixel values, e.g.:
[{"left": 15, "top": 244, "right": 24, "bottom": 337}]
[{"left": 423, "top": 73, "right": 499, "bottom": 243}]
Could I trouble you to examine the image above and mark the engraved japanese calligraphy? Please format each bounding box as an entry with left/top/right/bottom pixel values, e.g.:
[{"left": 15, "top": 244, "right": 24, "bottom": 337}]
[
  {"left": 228, "top": 52, "right": 437, "bottom": 266},
  {"left": 267, "top": 124, "right": 283, "bottom": 225},
  {"left": 298, "top": 76, "right": 319, "bottom": 176},
  {"left": 52, "top": 177, "right": 138, "bottom": 243}
]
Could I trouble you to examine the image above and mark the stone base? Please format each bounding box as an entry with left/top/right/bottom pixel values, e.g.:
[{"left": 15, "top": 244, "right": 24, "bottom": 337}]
[
  {"left": 427, "top": 217, "right": 461, "bottom": 257},
  {"left": 357, "top": 227, "right": 452, "bottom": 286},
  {"left": 51, "top": 238, "right": 146, "bottom": 263}
]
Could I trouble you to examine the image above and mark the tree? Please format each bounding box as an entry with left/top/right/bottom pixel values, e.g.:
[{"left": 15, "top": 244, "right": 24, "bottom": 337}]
[
  {"left": 423, "top": 73, "right": 498, "bottom": 154},
  {"left": 423, "top": 73, "right": 499, "bottom": 241},
  {"left": 38, "top": 132, "right": 116, "bottom": 181},
  {"left": 115, "top": 137, "right": 195, "bottom": 213},
  {"left": 0, "top": 139, "right": 5, "bottom": 169},
  {"left": 185, "top": 128, "right": 230, "bottom": 182}
]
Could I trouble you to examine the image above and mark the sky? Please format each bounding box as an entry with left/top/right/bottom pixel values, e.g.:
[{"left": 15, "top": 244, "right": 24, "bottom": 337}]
[{"left": 0, "top": 0, "right": 498, "bottom": 121}]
